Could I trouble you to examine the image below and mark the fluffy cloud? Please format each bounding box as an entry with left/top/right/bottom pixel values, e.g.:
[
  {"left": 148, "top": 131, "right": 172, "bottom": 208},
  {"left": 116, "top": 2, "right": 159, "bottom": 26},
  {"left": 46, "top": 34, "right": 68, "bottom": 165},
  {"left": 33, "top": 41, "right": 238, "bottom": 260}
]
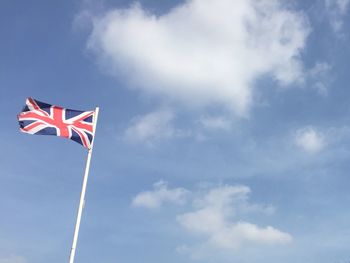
[
  {"left": 295, "top": 127, "right": 326, "bottom": 153},
  {"left": 177, "top": 185, "right": 292, "bottom": 250},
  {"left": 132, "top": 181, "right": 189, "bottom": 209},
  {"left": 133, "top": 182, "right": 291, "bottom": 256},
  {"left": 124, "top": 109, "right": 187, "bottom": 144},
  {"left": 325, "top": 0, "right": 349, "bottom": 33},
  {"left": 88, "top": 0, "right": 309, "bottom": 116}
]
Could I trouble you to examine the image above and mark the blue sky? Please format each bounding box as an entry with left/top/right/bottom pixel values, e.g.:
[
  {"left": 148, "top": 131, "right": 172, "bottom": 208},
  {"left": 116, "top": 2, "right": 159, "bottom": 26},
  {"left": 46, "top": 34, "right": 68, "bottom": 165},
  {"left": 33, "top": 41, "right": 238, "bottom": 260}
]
[{"left": 1, "top": 0, "right": 350, "bottom": 262}]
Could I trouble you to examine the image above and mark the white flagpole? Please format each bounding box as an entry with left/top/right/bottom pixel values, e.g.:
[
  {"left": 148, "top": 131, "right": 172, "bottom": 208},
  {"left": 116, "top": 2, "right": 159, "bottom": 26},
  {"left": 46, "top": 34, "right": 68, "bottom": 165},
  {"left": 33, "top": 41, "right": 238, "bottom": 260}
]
[{"left": 69, "top": 107, "right": 99, "bottom": 263}]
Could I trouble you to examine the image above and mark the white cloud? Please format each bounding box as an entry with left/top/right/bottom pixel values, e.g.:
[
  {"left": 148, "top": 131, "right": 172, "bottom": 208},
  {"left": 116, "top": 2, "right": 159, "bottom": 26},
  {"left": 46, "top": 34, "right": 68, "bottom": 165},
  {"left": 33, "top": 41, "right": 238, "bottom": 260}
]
[
  {"left": 0, "top": 256, "right": 26, "bottom": 263},
  {"left": 124, "top": 109, "right": 187, "bottom": 144},
  {"left": 325, "top": 0, "right": 349, "bottom": 33},
  {"left": 132, "top": 181, "right": 189, "bottom": 209},
  {"left": 199, "top": 116, "right": 232, "bottom": 130},
  {"left": 307, "top": 62, "right": 332, "bottom": 96},
  {"left": 88, "top": 0, "right": 309, "bottom": 116},
  {"left": 295, "top": 127, "right": 326, "bottom": 153},
  {"left": 309, "top": 62, "right": 331, "bottom": 77},
  {"left": 177, "top": 185, "right": 292, "bottom": 250}
]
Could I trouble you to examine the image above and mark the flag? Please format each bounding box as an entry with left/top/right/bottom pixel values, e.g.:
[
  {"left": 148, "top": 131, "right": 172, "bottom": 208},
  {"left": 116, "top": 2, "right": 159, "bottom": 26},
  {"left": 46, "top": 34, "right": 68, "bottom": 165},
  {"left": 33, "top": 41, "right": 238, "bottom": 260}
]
[{"left": 17, "top": 97, "right": 95, "bottom": 149}]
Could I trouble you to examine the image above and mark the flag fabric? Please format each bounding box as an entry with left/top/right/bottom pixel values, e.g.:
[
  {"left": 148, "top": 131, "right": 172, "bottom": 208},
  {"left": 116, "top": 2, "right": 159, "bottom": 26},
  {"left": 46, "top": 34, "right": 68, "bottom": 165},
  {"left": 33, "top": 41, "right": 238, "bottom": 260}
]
[{"left": 17, "top": 97, "right": 95, "bottom": 149}]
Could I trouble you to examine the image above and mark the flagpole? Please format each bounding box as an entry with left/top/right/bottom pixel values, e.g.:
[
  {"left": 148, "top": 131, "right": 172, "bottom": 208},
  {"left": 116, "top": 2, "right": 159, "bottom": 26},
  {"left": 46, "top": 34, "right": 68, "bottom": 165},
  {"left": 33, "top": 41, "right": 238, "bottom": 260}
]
[{"left": 69, "top": 107, "right": 99, "bottom": 263}]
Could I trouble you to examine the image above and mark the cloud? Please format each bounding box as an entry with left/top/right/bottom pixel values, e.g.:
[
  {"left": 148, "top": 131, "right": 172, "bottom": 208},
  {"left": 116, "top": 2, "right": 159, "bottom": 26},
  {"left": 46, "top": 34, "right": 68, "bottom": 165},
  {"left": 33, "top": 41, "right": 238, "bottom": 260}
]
[
  {"left": 0, "top": 256, "right": 26, "bottom": 263},
  {"left": 307, "top": 62, "right": 332, "bottom": 96},
  {"left": 88, "top": 0, "right": 309, "bottom": 116},
  {"left": 199, "top": 116, "right": 232, "bottom": 130},
  {"left": 295, "top": 127, "right": 326, "bottom": 153},
  {"left": 177, "top": 185, "right": 291, "bottom": 251},
  {"left": 325, "top": 0, "right": 349, "bottom": 33},
  {"left": 132, "top": 181, "right": 189, "bottom": 209},
  {"left": 124, "top": 109, "right": 188, "bottom": 144}
]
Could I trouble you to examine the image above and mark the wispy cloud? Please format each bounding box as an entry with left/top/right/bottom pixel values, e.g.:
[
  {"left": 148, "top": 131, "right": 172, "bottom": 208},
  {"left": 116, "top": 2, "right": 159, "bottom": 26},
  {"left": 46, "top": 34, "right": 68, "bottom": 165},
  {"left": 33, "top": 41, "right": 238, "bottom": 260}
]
[
  {"left": 295, "top": 127, "right": 326, "bottom": 153},
  {"left": 199, "top": 116, "right": 232, "bottom": 131},
  {"left": 0, "top": 255, "right": 26, "bottom": 263},
  {"left": 307, "top": 62, "right": 332, "bottom": 96},
  {"left": 88, "top": 0, "right": 309, "bottom": 116},
  {"left": 123, "top": 109, "right": 188, "bottom": 144},
  {"left": 132, "top": 181, "right": 189, "bottom": 209},
  {"left": 325, "top": 0, "right": 349, "bottom": 33}
]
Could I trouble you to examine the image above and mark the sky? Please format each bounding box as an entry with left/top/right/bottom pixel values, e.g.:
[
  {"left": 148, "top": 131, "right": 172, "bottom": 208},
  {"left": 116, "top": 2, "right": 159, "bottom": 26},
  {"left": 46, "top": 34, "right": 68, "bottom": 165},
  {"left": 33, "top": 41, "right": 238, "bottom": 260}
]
[{"left": 1, "top": 0, "right": 350, "bottom": 262}]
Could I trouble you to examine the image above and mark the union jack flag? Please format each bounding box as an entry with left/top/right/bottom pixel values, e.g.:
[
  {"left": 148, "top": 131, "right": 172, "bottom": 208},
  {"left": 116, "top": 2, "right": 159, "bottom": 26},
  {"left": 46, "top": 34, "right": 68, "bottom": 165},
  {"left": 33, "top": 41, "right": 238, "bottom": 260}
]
[{"left": 17, "top": 98, "right": 96, "bottom": 149}]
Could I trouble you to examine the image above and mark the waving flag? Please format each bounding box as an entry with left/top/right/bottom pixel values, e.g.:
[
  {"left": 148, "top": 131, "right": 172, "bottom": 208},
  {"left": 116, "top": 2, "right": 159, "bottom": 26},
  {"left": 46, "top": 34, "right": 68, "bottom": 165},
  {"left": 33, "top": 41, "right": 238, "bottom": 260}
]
[{"left": 17, "top": 97, "right": 96, "bottom": 148}]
